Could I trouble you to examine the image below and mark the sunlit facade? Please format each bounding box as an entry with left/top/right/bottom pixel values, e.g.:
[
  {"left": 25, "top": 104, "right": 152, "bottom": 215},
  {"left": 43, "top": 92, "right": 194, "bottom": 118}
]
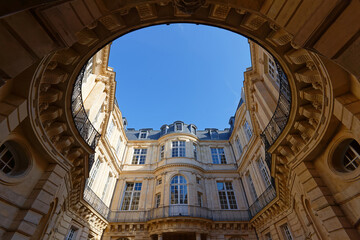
[{"left": 1, "top": 1, "right": 360, "bottom": 240}]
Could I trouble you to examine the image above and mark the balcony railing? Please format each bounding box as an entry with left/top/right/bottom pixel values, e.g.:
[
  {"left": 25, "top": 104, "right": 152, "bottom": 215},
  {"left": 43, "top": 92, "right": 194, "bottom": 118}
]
[
  {"left": 83, "top": 183, "right": 110, "bottom": 219},
  {"left": 108, "top": 205, "right": 250, "bottom": 222},
  {"left": 252, "top": 59, "right": 291, "bottom": 217},
  {"left": 71, "top": 64, "right": 101, "bottom": 170},
  {"left": 248, "top": 184, "right": 276, "bottom": 217},
  {"left": 261, "top": 59, "right": 291, "bottom": 170}
]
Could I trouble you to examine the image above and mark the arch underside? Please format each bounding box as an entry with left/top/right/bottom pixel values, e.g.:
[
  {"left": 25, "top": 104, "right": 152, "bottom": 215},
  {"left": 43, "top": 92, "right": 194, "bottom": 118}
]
[{"left": 1, "top": 0, "right": 359, "bottom": 238}]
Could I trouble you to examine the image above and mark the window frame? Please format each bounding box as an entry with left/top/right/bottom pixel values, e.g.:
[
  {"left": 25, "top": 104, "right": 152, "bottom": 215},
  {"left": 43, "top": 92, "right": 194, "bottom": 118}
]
[
  {"left": 257, "top": 157, "right": 271, "bottom": 188},
  {"left": 139, "top": 130, "right": 148, "bottom": 139},
  {"left": 172, "top": 141, "right": 186, "bottom": 158},
  {"left": 281, "top": 224, "right": 294, "bottom": 240},
  {"left": 65, "top": 226, "right": 78, "bottom": 240},
  {"left": 235, "top": 136, "right": 243, "bottom": 156},
  {"left": 193, "top": 143, "right": 197, "bottom": 160},
  {"left": 121, "top": 182, "right": 142, "bottom": 211},
  {"left": 155, "top": 193, "right": 161, "bottom": 208},
  {"left": 170, "top": 175, "right": 188, "bottom": 205},
  {"left": 211, "top": 147, "right": 227, "bottom": 164},
  {"left": 132, "top": 148, "right": 147, "bottom": 164},
  {"left": 217, "top": 181, "right": 238, "bottom": 209},
  {"left": 160, "top": 144, "right": 165, "bottom": 161}
]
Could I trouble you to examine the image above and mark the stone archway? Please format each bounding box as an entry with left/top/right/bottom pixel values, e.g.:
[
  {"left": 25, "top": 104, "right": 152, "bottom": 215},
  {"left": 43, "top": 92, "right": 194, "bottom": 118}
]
[
  {"left": 29, "top": 0, "right": 336, "bottom": 232},
  {"left": 0, "top": 0, "right": 358, "bottom": 239}
]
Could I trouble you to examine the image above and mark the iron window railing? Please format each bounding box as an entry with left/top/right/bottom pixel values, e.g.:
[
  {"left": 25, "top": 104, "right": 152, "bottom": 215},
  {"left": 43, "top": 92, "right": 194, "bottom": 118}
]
[
  {"left": 251, "top": 58, "right": 291, "bottom": 217},
  {"left": 83, "top": 183, "right": 110, "bottom": 219},
  {"left": 71, "top": 65, "right": 101, "bottom": 171}
]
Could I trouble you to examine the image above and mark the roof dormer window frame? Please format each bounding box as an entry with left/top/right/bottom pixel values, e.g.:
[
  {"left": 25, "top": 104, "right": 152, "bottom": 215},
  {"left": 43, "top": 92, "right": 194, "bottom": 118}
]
[
  {"left": 139, "top": 130, "right": 148, "bottom": 139},
  {"left": 175, "top": 122, "right": 183, "bottom": 132}
]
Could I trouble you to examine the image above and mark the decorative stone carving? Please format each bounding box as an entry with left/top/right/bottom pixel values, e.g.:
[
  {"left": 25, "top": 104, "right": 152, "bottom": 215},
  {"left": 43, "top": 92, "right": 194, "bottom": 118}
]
[{"left": 173, "top": 0, "right": 205, "bottom": 14}]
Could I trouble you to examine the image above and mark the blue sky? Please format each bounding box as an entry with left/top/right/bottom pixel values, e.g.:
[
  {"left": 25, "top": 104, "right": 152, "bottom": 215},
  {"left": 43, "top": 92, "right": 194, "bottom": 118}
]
[{"left": 109, "top": 23, "right": 251, "bottom": 130}]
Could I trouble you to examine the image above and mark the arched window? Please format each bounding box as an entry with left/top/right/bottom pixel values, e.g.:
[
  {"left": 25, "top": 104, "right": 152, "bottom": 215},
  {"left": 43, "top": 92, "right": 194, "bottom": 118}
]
[{"left": 170, "top": 175, "right": 188, "bottom": 204}]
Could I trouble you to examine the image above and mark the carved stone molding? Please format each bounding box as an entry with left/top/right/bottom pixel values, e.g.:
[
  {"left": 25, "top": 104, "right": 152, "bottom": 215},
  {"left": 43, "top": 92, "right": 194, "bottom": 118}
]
[{"left": 27, "top": 0, "right": 333, "bottom": 235}]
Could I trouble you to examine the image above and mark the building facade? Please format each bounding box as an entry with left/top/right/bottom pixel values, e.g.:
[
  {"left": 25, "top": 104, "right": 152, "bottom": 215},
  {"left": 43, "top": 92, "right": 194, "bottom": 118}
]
[{"left": 0, "top": 1, "right": 360, "bottom": 240}]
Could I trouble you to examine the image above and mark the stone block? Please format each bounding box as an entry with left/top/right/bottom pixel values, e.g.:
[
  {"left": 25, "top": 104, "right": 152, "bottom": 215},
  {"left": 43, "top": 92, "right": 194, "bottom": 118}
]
[
  {"left": 46, "top": 164, "right": 67, "bottom": 178},
  {"left": 0, "top": 24, "right": 35, "bottom": 78},
  {"left": 34, "top": 179, "right": 58, "bottom": 195},
  {"left": 62, "top": 213, "right": 72, "bottom": 223},
  {"left": 17, "top": 99, "right": 27, "bottom": 122},
  {"left": 57, "top": 224, "right": 69, "bottom": 235},
  {"left": 17, "top": 220, "right": 37, "bottom": 236},
  {"left": 317, "top": 205, "right": 344, "bottom": 221},
  {"left": 5, "top": 11, "right": 57, "bottom": 58},
  {"left": 0, "top": 115, "right": 10, "bottom": 142},
  {"left": 54, "top": 231, "right": 66, "bottom": 240},
  {"left": 297, "top": 168, "right": 318, "bottom": 184},
  {"left": 41, "top": 171, "right": 63, "bottom": 186},
  {"left": 30, "top": 199, "right": 50, "bottom": 215},
  {"left": 307, "top": 186, "right": 332, "bottom": 201},
  {"left": 303, "top": 177, "right": 325, "bottom": 192},
  {"left": 314, "top": 0, "right": 360, "bottom": 57},
  {"left": 71, "top": 0, "right": 94, "bottom": 27},
  {"left": 7, "top": 107, "right": 19, "bottom": 131},
  {"left": 323, "top": 216, "right": 352, "bottom": 232},
  {"left": 311, "top": 195, "right": 335, "bottom": 210},
  {"left": 3, "top": 231, "right": 29, "bottom": 240}
]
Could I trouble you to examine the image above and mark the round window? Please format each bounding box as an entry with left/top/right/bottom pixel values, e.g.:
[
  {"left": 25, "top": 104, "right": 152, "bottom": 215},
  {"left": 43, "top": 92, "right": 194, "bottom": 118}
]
[
  {"left": 343, "top": 140, "right": 360, "bottom": 171},
  {"left": 332, "top": 139, "right": 360, "bottom": 173},
  {"left": 0, "top": 141, "right": 30, "bottom": 177}
]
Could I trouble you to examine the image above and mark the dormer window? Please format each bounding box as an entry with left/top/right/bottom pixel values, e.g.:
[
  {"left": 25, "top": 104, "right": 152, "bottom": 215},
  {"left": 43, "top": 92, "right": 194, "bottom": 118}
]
[
  {"left": 139, "top": 131, "right": 147, "bottom": 139},
  {"left": 190, "top": 125, "right": 197, "bottom": 135},
  {"left": 161, "top": 125, "right": 168, "bottom": 135},
  {"left": 209, "top": 129, "right": 219, "bottom": 139},
  {"left": 175, "top": 122, "right": 183, "bottom": 131}
]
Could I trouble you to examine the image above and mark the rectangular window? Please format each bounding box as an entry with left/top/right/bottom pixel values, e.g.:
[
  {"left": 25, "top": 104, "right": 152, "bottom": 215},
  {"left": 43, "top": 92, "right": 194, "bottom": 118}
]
[
  {"left": 281, "top": 224, "right": 293, "bottom": 240},
  {"left": 258, "top": 157, "right": 271, "bottom": 187},
  {"left": 160, "top": 145, "right": 165, "bottom": 160},
  {"left": 156, "top": 178, "right": 162, "bottom": 185},
  {"left": 155, "top": 193, "right": 161, "bottom": 208},
  {"left": 65, "top": 227, "right": 77, "bottom": 240},
  {"left": 172, "top": 141, "right": 185, "bottom": 157},
  {"left": 244, "top": 121, "right": 252, "bottom": 141},
  {"left": 121, "top": 182, "right": 142, "bottom": 210},
  {"left": 236, "top": 136, "right": 243, "bottom": 156},
  {"left": 197, "top": 192, "right": 203, "bottom": 207},
  {"left": 101, "top": 175, "right": 111, "bottom": 200},
  {"left": 196, "top": 177, "right": 201, "bottom": 184},
  {"left": 193, "top": 143, "right": 197, "bottom": 160},
  {"left": 211, "top": 148, "right": 227, "bottom": 164},
  {"left": 88, "top": 158, "right": 101, "bottom": 187},
  {"left": 217, "top": 182, "right": 237, "bottom": 209},
  {"left": 106, "top": 120, "right": 115, "bottom": 138},
  {"left": 247, "top": 173, "right": 257, "bottom": 200},
  {"left": 268, "top": 57, "right": 276, "bottom": 79},
  {"left": 139, "top": 131, "right": 147, "bottom": 139},
  {"left": 176, "top": 123, "right": 182, "bottom": 131},
  {"left": 132, "top": 149, "right": 147, "bottom": 164},
  {"left": 115, "top": 138, "right": 122, "bottom": 155}
]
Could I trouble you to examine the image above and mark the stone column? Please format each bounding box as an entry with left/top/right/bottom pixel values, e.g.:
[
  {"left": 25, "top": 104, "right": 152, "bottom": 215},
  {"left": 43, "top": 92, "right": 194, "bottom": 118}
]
[{"left": 158, "top": 233, "right": 163, "bottom": 240}]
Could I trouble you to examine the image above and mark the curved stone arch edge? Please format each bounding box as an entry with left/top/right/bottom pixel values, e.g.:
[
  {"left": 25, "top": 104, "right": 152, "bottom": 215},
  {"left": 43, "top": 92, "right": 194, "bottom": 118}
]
[{"left": 28, "top": 7, "right": 335, "bottom": 229}]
